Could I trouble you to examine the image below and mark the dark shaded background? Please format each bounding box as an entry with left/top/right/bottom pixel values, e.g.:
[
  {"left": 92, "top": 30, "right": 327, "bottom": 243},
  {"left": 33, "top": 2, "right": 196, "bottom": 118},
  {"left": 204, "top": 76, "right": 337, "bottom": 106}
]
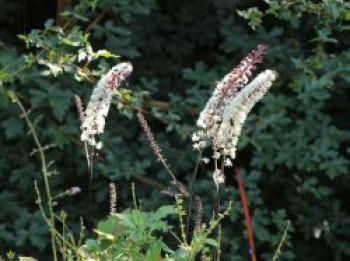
[{"left": 0, "top": 0, "right": 349, "bottom": 260}]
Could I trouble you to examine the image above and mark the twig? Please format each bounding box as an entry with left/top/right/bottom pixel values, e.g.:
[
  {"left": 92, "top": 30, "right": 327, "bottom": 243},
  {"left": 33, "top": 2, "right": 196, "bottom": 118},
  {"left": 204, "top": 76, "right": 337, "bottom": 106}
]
[
  {"left": 186, "top": 150, "right": 202, "bottom": 238},
  {"left": 137, "top": 109, "right": 178, "bottom": 182},
  {"left": 133, "top": 175, "right": 165, "bottom": 190},
  {"left": 217, "top": 224, "right": 222, "bottom": 261},
  {"left": 85, "top": 8, "right": 109, "bottom": 32},
  {"left": 88, "top": 147, "right": 94, "bottom": 207},
  {"left": 212, "top": 157, "right": 220, "bottom": 261},
  {"left": 143, "top": 99, "right": 200, "bottom": 115},
  {"left": 131, "top": 182, "right": 138, "bottom": 210},
  {"left": 175, "top": 196, "right": 188, "bottom": 246},
  {"left": 194, "top": 196, "right": 203, "bottom": 232},
  {"left": 169, "top": 230, "right": 183, "bottom": 245},
  {"left": 271, "top": 220, "right": 291, "bottom": 261},
  {"left": 56, "top": 0, "right": 72, "bottom": 27}
]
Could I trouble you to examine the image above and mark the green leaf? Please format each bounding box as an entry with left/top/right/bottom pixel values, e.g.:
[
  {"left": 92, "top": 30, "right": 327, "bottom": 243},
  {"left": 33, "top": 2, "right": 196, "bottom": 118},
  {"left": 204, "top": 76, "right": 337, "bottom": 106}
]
[
  {"left": 92, "top": 49, "right": 119, "bottom": 59},
  {"left": 113, "top": 212, "right": 137, "bottom": 228},
  {"left": 152, "top": 205, "right": 176, "bottom": 220},
  {"left": 97, "top": 217, "right": 118, "bottom": 235},
  {"left": 1, "top": 117, "right": 24, "bottom": 139},
  {"left": 47, "top": 87, "right": 72, "bottom": 121},
  {"left": 146, "top": 240, "right": 162, "bottom": 261},
  {"left": 44, "top": 19, "right": 54, "bottom": 29},
  {"left": 237, "top": 7, "right": 263, "bottom": 30},
  {"left": 29, "top": 89, "right": 47, "bottom": 107},
  {"left": 19, "top": 257, "right": 38, "bottom": 261},
  {"left": 311, "top": 28, "right": 338, "bottom": 43},
  {"left": 0, "top": 69, "right": 11, "bottom": 81},
  {"left": 60, "top": 11, "right": 89, "bottom": 22},
  {"left": 17, "top": 34, "right": 28, "bottom": 41},
  {"left": 205, "top": 238, "right": 218, "bottom": 247}
]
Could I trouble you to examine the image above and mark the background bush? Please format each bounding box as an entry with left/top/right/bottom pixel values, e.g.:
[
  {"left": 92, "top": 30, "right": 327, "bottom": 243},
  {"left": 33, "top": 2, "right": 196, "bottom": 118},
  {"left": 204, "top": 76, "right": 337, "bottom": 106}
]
[{"left": 0, "top": 0, "right": 349, "bottom": 260}]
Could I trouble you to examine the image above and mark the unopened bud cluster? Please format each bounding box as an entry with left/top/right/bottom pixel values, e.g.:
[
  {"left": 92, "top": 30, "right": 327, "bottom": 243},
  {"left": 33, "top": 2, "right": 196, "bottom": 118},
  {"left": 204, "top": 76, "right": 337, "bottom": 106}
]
[
  {"left": 137, "top": 111, "right": 168, "bottom": 166},
  {"left": 109, "top": 182, "right": 117, "bottom": 214}
]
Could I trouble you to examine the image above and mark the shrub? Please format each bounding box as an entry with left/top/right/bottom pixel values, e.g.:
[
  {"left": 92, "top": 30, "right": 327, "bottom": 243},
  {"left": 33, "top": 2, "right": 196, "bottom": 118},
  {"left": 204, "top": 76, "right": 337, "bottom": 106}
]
[{"left": 0, "top": 0, "right": 349, "bottom": 260}]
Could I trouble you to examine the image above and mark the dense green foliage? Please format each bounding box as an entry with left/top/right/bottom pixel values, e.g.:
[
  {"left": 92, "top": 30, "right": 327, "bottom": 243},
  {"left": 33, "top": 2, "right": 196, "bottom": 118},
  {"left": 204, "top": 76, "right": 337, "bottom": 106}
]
[
  {"left": 79, "top": 199, "right": 230, "bottom": 260},
  {"left": 0, "top": 0, "right": 349, "bottom": 260}
]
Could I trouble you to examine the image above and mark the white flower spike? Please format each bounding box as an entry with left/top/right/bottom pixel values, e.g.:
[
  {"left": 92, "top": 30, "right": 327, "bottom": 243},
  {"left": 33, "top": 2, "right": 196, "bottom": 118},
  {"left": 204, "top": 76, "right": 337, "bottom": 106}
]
[{"left": 80, "top": 62, "right": 133, "bottom": 149}]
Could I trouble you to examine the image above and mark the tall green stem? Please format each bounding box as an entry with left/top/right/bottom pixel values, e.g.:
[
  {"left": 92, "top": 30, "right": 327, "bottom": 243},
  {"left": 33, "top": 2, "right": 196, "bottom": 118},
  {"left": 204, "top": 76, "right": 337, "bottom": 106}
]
[{"left": 12, "top": 93, "right": 58, "bottom": 261}]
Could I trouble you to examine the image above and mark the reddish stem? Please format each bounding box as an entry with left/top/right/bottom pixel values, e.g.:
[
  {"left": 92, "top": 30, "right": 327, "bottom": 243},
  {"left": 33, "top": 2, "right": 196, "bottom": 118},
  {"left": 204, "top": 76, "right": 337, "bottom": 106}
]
[{"left": 235, "top": 167, "right": 257, "bottom": 261}]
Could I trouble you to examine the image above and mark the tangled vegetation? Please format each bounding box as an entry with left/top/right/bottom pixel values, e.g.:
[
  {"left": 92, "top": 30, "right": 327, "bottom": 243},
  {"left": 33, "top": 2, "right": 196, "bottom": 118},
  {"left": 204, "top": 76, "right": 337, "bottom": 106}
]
[{"left": 0, "top": 0, "right": 349, "bottom": 260}]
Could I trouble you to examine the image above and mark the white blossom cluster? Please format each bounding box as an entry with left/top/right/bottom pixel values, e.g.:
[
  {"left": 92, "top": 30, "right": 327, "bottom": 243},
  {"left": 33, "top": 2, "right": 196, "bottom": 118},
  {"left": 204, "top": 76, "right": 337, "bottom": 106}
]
[
  {"left": 194, "top": 45, "right": 268, "bottom": 149},
  {"left": 213, "top": 169, "right": 225, "bottom": 188},
  {"left": 216, "top": 70, "right": 277, "bottom": 163},
  {"left": 80, "top": 62, "right": 133, "bottom": 149},
  {"left": 193, "top": 45, "right": 277, "bottom": 187}
]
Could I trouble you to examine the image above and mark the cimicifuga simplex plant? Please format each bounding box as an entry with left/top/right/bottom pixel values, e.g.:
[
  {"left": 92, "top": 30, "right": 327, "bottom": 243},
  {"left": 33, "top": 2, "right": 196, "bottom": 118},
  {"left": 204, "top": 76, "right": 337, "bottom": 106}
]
[
  {"left": 193, "top": 45, "right": 276, "bottom": 183},
  {"left": 76, "top": 44, "right": 277, "bottom": 260}
]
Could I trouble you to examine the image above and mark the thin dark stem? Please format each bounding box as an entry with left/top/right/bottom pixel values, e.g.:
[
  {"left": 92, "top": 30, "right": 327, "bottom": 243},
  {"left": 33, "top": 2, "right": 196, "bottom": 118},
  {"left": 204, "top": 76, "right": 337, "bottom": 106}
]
[
  {"left": 88, "top": 148, "right": 94, "bottom": 212},
  {"left": 213, "top": 156, "right": 224, "bottom": 261},
  {"left": 137, "top": 109, "right": 178, "bottom": 182},
  {"left": 85, "top": 8, "right": 109, "bottom": 32},
  {"left": 162, "top": 161, "right": 177, "bottom": 181},
  {"left": 271, "top": 220, "right": 291, "bottom": 261},
  {"left": 212, "top": 157, "right": 220, "bottom": 261},
  {"left": 213, "top": 185, "right": 221, "bottom": 261},
  {"left": 186, "top": 150, "right": 202, "bottom": 238}
]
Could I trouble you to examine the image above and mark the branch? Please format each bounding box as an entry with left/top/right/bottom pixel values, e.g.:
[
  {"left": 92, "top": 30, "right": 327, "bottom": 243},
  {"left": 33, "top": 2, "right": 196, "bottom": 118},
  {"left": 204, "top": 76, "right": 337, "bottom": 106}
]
[{"left": 85, "top": 8, "right": 109, "bottom": 32}]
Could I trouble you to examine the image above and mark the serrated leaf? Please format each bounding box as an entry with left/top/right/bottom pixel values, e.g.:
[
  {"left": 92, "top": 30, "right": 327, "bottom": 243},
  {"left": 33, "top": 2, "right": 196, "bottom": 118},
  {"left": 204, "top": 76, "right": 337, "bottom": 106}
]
[
  {"left": 153, "top": 205, "right": 176, "bottom": 220},
  {"left": 113, "top": 212, "right": 136, "bottom": 228},
  {"left": 146, "top": 240, "right": 162, "bottom": 261},
  {"left": 47, "top": 87, "right": 72, "bottom": 121},
  {"left": 1, "top": 117, "right": 24, "bottom": 139},
  {"left": 97, "top": 217, "right": 118, "bottom": 235},
  {"left": 29, "top": 89, "right": 47, "bottom": 107}
]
